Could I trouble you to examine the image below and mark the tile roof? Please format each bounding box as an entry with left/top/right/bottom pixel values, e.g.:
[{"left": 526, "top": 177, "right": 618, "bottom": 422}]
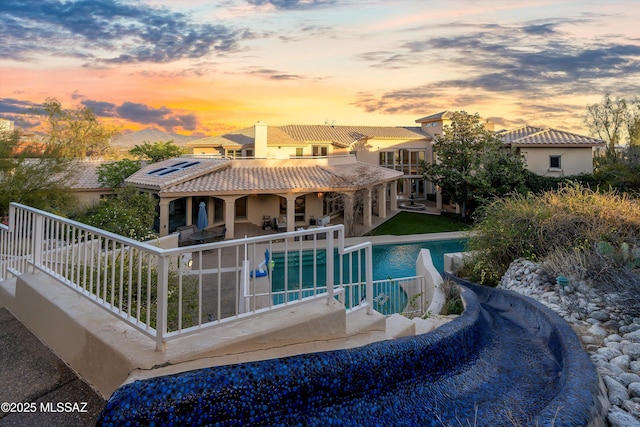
[
  {"left": 159, "top": 161, "right": 403, "bottom": 196},
  {"left": 279, "top": 125, "right": 428, "bottom": 147},
  {"left": 188, "top": 125, "right": 429, "bottom": 150},
  {"left": 125, "top": 157, "right": 231, "bottom": 190},
  {"left": 415, "top": 111, "right": 453, "bottom": 123},
  {"left": 68, "top": 159, "right": 109, "bottom": 190},
  {"left": 497, "top": 126, "right": 606, "bottom": 147},
  {"left": 188, "top": 127, "right": 299, "bottom": 148}
]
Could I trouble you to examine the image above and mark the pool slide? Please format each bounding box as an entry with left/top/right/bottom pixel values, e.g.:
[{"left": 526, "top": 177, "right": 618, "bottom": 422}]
[{"left": 97, "top": 275, "right": 606, "bottom": 426}]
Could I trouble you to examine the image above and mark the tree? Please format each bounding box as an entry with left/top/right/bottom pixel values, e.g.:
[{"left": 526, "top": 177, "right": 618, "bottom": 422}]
[
  {"left": 626, "top": 97, "right": 640, "bottom": 146},
  {"left": 97, "top": 159, "right": 141, "bottom": 189},
  {"left": 31, "top": 98, "right": 118, "bottom": 159},
  {"left": 77, "top": 185, "right": 157, "bottom": 241},
  {"left": 0, "top": 128, "right": 77, "bottom": 217},
  {"left": 422, "top": 111, "right": 505, "bottom": 220},
  {"left": 585, "top": 94, "right": 640, "bottom": 158},
  {"left": 129, "top": 141, "right": 184, "bottom": 163},
  {"left": 476, "top": 144, "right": 528, "bottom": 200}
]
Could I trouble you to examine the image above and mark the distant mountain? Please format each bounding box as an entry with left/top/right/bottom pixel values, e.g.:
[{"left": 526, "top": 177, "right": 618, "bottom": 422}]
[{"left": 111, "top": 128, "right": 201, "bottom": 150}]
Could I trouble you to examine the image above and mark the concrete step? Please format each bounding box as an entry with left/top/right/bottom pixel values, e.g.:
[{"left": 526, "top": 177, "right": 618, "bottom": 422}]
[
  {"left": 345, "top": 307, "right": 386, "bottom": 335},
  {"left": 384, "top": 313, "right": 416, "bottom": 338},
  {"left": 412, "top": 315, "right": 459, "bottom": 335},
  {"left": 0, "top": 277, "right": 17, "bottom": 310}
]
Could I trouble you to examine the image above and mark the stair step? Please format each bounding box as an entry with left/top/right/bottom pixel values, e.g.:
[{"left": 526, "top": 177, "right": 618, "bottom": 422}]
[
  {"left": 385, "top": 313, "right": 415, "bottom": 338},
  {"left": 345, "top": 308, "right": 386, "bottom": 335}
]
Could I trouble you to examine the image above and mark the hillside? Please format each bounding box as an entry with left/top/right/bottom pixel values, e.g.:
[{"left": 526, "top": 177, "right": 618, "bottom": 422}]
[{"left": 111, "top": 128, "right": 201, "bottom": 151}]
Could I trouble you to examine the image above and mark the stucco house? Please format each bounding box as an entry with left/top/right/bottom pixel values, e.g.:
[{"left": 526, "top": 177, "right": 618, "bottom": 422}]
[
  {"left": 123, "top": 114, "right": 604, "bottom": 238},
  {"left": 415, "top": 111, "right": 604, "bottom": 177},
  {"left": 495, "top": 125, "right": 605, "bottom": 177},
  {"left": 61, "top": 112, "right": 603, "bottom": 238}
]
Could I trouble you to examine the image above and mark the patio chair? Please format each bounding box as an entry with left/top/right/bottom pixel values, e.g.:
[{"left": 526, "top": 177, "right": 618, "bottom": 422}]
[
  {"left": 274, "top": 216, "right": 287, "bottom": 231},
  {"left": 176, "top": 225, "right": 197, "bottom": 246}
]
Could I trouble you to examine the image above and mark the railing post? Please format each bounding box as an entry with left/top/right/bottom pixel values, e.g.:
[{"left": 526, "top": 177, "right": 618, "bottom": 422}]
[
  {"left": 365, "top": 245, "right": 373, "bottom": 315},
  {"left": 32, "top": 213, "right": 44, "bottom": 272},
  {"left": 326, "top": 231, "right": 334, "bottom": 304},
  {"left": 155, "top": 255, "right": 168, "bottom": 352}
]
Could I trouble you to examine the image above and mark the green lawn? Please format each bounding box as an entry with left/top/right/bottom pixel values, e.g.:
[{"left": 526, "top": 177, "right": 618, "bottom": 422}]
[{"left": 365, "top": 211, "right": 470, "bottom": 236}]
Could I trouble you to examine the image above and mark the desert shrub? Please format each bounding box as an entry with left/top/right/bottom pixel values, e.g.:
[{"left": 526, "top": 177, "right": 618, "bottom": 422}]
[
  {"left": 440, "top": 279, "right": 464, "bottom": 315},
  {"left": 466, "top": 182, "right": 640, "bottom": 286}
]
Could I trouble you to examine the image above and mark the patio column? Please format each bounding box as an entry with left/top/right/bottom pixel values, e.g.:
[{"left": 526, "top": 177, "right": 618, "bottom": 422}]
[
  {"left": 389, "top": 180, "right": 398, "bottom": 211},
  {"left": 207, "top": 197, "right": 214, "bottom": 226},
  {"left": 436, "top": 185, "right": 443, "bottom": 210},
  {"left": 343, "top": 191, "right": 355, "bottom": 237},
  {"left": 363, "top": 188, "right": 372, "bottom": 228},
  {"left": 377, "top": 184, "right": 387, "bottom": 219},
  {"left": 286, "top": 195, "right": 296, "bottom": 232},
  {"left": 159, "top": 199, "right": 170, "bottom": 237},
  {"left": 185, "top": 197, "right": 193, "bottom": 226},
  {"left": 220, "top": 196, "right": 240, "bottom": 239}
]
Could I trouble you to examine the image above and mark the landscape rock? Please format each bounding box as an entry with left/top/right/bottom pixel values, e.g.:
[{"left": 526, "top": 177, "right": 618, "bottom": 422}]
[
  {"left": 499, "top": 258, "right": 640, "bottom": 423},
  {"left": 609, "top": 406, "right": 640, "bottom": 427},
  {"left": 630, "top": 383, "right": 640, "bottom": 398},
  {"left": 604, "top": 376, "right": 630, "bottom": 406}
]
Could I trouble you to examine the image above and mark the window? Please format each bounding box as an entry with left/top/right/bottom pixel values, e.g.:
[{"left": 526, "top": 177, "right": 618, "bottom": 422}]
[
  {"left": 549, "top": 155, "right": 561, "bottom": 169},
  {"left": 226, "top": 149, "right": 241, "bottom": 158},
  {"left": 312, "top": 145, "right": 328, "bottom": 156},
  {"left": 245, "top": 149, "right": 253, "bottom": 157},
  {"left": 296, "top": 148, "right": 303, "bottom": 157},
  {"left": 235, "top": 196, "right": 247, "bottom": 219}
]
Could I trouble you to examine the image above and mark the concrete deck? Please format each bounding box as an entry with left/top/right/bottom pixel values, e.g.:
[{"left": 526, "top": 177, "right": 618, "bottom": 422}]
[{"left": 0, "top": 306, "right": 105, "bottom": 426}]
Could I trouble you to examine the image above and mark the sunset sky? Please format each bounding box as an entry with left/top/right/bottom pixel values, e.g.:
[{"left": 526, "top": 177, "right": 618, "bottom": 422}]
[{"left": 2, "top": 0, "right": 640, "bottom": 137}]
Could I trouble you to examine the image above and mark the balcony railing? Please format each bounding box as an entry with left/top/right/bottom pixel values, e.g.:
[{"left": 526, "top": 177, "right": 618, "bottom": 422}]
[{"left": 0, "top": 203, "right": 381, "bottom": 351}]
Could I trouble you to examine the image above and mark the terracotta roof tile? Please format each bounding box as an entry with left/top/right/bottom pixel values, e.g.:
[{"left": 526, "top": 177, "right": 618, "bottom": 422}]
[
  {"left": 188, "top": 124, "right": 428, "bottom": 150},
  {"left": 415, "top": 111, "right": 453, "bottom": 122},
  {"left": 159, "top": 161, "right": 402, "bottom": 196},
  {"left": 125, "top": 157, "right": 231, "bottom": 190},
  {"left": 68, "top": 159, "right": 109, "bottom": 190},
  {"left": 497, "top": 126, "right": 605, "bottom": 147}
]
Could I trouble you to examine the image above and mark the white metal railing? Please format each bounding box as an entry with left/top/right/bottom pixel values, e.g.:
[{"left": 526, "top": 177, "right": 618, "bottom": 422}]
[
  {"left": 338, "top": 276, "right": 425, "bottom": 316},
  {"left": 0, "top": 203, "right": 379, "bottom": 351}
]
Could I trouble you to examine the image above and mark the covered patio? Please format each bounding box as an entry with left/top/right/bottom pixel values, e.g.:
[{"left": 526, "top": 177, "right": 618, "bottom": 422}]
[{"left": 125, "top": 156, "right": 404, "bottom": 239}]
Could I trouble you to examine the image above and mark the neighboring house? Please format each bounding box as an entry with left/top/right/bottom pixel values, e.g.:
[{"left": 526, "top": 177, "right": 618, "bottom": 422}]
[
  {"left": 68, "top": 159, "right": 116, "bottom": 206},
  {"left": 496, "top": 126, "right": 605, "bottom": 176}
]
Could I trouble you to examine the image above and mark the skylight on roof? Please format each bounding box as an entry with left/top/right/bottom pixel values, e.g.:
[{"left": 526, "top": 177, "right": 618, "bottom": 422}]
[{"left": 146, "top": 160, "right": 201, "bottom": 177}]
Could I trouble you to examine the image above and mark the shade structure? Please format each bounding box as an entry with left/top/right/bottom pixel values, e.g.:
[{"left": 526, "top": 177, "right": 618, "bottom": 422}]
[{"left": 196, "top": 201, "right": 208, "bottom": 231}]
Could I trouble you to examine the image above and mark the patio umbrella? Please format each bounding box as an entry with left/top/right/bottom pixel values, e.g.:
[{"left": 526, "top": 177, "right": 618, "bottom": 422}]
[{"left": 197, "top": 202, "right": 208, "bottom": 231}]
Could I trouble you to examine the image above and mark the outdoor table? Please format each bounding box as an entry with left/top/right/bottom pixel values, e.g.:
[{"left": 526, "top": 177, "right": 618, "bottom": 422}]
[{"left": 188, "top": 230, "right": 219, "bottom": 244}]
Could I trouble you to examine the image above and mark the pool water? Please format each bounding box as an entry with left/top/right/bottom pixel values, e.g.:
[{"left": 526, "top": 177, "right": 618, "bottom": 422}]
[
  {"left": 269, "top": 238, "right": 467, "bottom": 311},
  {"left": 371, "top": 238, "right": 467, "bottom": 279}
]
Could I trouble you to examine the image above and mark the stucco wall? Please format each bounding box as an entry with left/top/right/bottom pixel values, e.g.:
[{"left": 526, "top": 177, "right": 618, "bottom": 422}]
[{"left": 521, "top": 146, "right": 594, "bottom": 176}]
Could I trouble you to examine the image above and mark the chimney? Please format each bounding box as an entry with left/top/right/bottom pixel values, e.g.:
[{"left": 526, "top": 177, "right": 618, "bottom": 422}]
[{"left": 254, "top": 121, "right": 268, "bottom": 158}]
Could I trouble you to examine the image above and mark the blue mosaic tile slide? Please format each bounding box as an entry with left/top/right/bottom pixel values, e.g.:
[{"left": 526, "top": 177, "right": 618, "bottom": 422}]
[{"left": 97, "top": 276, "right": 604, "bottom": 426}]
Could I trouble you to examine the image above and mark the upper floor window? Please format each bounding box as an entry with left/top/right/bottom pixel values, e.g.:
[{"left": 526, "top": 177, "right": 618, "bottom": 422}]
[
  {"left": 549, "top": 155, "right": 561, "bottom": 169},
  {"left": 312, "top": 145, "right": 328, "bottom": 156},
  {"left": 296, "top": 147, "right": 303, "bottom": 157}
]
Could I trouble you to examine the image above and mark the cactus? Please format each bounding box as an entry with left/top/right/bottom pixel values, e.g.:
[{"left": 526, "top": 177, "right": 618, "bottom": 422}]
[{"left": 596, "top": 241, "right": 640, "bottom": 270}]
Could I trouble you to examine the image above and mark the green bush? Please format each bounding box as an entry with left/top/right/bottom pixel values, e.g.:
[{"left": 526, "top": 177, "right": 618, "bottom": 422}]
[{"left": 466, "top": 183, "right": 640, "bottom": 286}]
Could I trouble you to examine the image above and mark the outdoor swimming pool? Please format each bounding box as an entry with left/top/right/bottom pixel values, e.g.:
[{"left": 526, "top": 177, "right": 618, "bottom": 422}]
[
  {"left": 269, "top": 238, "right": 467, "bottom": 312},
  {"left": 371, "top": 238, "right": 467, "bottom": 279}
]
